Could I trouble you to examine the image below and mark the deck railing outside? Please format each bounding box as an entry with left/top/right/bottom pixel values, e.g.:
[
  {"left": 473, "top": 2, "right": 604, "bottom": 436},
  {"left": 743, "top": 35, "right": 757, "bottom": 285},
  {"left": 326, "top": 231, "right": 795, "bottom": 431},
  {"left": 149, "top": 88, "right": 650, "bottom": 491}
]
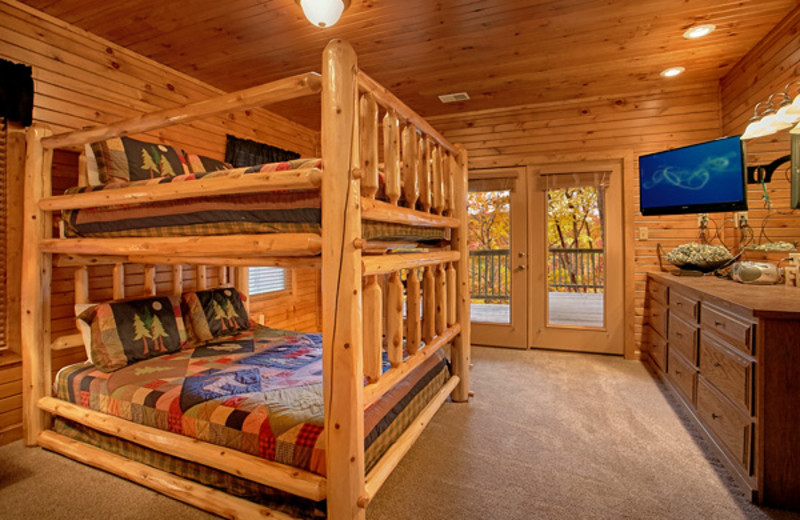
[{"left": 469, "top": 247, "right": 605, "bottom": 301}]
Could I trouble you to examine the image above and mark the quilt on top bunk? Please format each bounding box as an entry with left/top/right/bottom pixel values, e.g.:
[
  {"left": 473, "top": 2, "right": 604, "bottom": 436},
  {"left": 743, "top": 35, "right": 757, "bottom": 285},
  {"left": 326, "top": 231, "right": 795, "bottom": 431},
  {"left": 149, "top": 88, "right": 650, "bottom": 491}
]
[
  {"left": 62, "top": 158, "right": 448, "bottom": 242},
  {"left": 54, "top": 325, "right": 450, "bottom": 476}
]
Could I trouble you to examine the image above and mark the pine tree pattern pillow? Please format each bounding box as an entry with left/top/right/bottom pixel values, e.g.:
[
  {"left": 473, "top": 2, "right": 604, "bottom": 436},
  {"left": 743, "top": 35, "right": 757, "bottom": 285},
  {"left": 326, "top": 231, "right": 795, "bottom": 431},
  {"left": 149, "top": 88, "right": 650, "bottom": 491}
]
[
  {"left": 182, "top": 288, "right": 252, "bottom": 342},
  {"left": 184, "top": 152, "right": 231, "bottom": 173},
  {"left": 78, "top": 296, "right": 188, "bottom": 372},
  {"left": 89, "top": 136, "right": 189, "bottom": 183}
]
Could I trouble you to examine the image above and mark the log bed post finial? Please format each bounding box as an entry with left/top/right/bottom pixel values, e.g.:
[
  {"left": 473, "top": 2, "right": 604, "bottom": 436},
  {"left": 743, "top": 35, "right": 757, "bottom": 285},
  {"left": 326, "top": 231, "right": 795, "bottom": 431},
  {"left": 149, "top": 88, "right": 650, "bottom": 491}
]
[{"left": 322, "top": 39, "right": 366, "bottom": 520}]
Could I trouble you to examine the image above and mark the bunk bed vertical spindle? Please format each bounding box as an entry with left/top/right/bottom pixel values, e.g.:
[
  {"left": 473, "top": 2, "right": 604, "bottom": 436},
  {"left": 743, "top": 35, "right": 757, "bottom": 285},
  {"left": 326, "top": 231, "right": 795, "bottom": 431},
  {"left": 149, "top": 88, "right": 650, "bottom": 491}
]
[
  {"left": 112, "top": 263, "right": 125, "bottom": 300},
  {"left": 420, "top": 138, "right": 432, "bottom": 213},
  {"left": 406, "top": 269, "right": 421, "bottom": 355},
  {"left": 386, "top": 272, "right": 403, "bottom": 367},
  {"left": 171, "top": 265, "right": 183, "bottom": 296},
  {"left": 422, "top": 266, "right": 435, "bottom": 343},
  {"left": 360, "top": 94, "right": 379, "bottom": 199},
  {"left": 401, "top": 125, "right": 418, "bottom": 210},
  {"left": 363, "top": 276, "right": 383, "bottom": 383},
  {"left": 217, "top": 265, "right": 228, "bottom": 286},
  {"left": 435, "top": 264, "right": 447, "bottom": 335},
  {"left": 383, "top": 110, "right": 400, "bottom": 206},
  {"left": 451, "top": 144, "right": 471, "bottom": 402},
  {"left": 196, "top": 265, "right": 208, "bottom": 290},
  {"left": 432, "top": 146, "right": 444, "bottom": 215},
  {"left": 234, "top": 267, "right": 249, "bottom": 313},
  {"left": 443, "top": 152, "right": 453, "bottom": 216},
  {"left": 21, "top": 124, "right": 54, "bottom": 446},
  {"left": 143, "top": 265, "right": 157, "bottom": 296},
  {"left": 446, "top": 262, "right": 457, "bottom": 327},
  {"left": 322, "top": 39, "right": 366, "bottom": 520}
]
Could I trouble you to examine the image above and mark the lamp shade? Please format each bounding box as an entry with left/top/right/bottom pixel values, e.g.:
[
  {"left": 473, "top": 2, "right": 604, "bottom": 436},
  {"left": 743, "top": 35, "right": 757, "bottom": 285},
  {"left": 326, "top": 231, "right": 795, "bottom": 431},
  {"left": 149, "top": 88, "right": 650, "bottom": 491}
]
[{"left": 298, "top": 0, "right": 349, "bottom": 28}]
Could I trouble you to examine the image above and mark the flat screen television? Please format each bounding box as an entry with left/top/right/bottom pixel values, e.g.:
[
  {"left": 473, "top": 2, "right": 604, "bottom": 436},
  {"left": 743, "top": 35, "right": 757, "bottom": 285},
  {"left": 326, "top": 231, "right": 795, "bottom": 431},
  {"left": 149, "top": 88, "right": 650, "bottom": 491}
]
[{"left": 639, "top": 136, "right": 747, "bottom": 216}]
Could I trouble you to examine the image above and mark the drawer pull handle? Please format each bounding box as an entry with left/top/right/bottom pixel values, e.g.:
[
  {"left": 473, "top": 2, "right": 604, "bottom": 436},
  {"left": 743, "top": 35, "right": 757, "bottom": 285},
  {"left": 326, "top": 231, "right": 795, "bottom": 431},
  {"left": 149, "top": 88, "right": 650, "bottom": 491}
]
[
  {"left": 711, "top": 413, "right": 721, "bottom": 420},
  {"left": 714, "top": 320, "right": 723, "bottom": 327},
  {"left": 674, "top": 369, "right": 681, "bottom": 375},
  {"left": 713, "top": 362, "right": 722, "bottom": 368},
  {"left": 676, "top": 302, "right": 683, "bottom": 307},
  {"left": 675, "top": 331, "right": 683, "bottom": 337}
]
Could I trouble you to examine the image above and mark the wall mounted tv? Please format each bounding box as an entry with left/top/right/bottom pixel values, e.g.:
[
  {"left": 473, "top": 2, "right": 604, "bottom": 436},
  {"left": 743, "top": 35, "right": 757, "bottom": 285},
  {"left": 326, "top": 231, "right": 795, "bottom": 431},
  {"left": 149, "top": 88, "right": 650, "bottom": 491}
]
[{"left": 639, "top": 136, "right": 747, "bottom": 216}]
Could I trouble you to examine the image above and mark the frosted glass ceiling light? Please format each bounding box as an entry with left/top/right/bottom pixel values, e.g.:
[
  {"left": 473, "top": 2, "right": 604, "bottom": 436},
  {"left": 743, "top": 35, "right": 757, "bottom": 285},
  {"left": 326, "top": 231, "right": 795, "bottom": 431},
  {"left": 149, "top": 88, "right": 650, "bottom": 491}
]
[
  {"left": 683, "top": 24, "right": 716, "bottom": 40},
  {"left": 791, "top": 121, "right": 800, "bottom": 135},
  {"left": 660, "top": 66, "right": 685, "bottom": 78},
  {"left": 296, "top": 0, "right": 350, "bottom": 28},
  {"left": 741, "top": 102, "right": 776, "bottom": 140}
]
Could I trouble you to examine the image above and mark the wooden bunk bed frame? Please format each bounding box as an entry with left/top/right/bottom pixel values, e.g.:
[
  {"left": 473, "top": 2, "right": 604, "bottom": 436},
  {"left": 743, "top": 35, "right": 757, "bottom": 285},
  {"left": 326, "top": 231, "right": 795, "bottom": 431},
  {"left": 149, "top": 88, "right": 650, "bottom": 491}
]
[{"left": 21, "top": 40, "right": 471, "bottom": 520}]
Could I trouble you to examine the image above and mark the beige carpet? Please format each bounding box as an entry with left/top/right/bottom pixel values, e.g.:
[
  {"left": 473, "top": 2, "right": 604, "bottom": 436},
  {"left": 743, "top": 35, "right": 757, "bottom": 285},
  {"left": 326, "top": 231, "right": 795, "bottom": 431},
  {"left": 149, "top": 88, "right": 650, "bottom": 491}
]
[{"left": 1, "top": 346, "right": 798, "bottom": 519}]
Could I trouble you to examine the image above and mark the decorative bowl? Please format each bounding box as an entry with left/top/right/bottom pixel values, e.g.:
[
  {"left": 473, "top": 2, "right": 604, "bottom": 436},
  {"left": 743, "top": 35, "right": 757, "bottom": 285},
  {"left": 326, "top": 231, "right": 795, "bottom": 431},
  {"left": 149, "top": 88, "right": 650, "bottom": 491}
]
[{"left": 664, "top": 243, "right": 733, "bottom": 273}]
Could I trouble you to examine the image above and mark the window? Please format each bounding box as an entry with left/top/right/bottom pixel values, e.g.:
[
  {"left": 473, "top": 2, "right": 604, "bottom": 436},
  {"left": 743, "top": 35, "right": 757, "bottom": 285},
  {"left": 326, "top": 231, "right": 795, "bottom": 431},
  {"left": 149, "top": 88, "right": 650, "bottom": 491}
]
[{"left": 248, "top": 267, "right": 288, "bottom": 296}]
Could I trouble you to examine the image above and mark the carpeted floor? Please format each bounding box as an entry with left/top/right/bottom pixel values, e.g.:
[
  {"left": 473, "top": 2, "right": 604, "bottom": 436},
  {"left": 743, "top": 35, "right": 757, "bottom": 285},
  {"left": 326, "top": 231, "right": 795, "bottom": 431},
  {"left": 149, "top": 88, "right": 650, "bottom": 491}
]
[{"left": 1, "top": 346, "right": 798, "bottom": 520}]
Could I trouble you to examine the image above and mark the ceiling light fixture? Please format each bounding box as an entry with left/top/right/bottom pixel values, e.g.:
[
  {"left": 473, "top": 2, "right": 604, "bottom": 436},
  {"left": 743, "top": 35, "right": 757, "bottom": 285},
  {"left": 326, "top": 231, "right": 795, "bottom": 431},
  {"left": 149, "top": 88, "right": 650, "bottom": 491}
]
[
  {"left": 683, "top": 24, "right": 716, "bottom": 40},
  {"left": 296, "top": 0, "right": 350, "bottom": 28},
  {"left": 660, "top": 67, "right": 685, "bottom": 78}
]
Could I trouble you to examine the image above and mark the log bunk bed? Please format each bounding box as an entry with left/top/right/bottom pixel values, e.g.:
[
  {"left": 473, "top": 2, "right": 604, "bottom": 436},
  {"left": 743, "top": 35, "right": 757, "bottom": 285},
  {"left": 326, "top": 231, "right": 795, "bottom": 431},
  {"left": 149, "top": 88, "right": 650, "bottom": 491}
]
[{"left": 20, "top": 40, "right": 471, "bottom": 520}]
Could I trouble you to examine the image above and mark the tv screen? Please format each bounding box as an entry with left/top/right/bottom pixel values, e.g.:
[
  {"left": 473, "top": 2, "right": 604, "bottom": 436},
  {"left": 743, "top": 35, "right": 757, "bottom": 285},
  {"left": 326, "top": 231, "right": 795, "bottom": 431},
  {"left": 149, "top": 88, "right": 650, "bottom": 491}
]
[{"left": 639, "top": 136, "right": 747, "bottom": 216}]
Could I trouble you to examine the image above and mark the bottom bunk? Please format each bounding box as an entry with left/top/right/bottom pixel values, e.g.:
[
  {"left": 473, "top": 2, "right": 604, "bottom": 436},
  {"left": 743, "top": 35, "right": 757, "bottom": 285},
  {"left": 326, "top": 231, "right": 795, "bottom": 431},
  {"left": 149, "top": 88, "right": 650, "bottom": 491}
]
[{"left": 40, "top": 324, "right": 455, "bottom": 519}]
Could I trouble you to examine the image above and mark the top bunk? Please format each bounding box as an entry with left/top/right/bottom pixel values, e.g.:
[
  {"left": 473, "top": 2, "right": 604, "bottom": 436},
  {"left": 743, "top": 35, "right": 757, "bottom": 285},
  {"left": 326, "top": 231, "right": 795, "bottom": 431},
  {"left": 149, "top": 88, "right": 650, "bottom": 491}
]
[{"left": 24, "top": 40, "right": 466, "bottom": 265}]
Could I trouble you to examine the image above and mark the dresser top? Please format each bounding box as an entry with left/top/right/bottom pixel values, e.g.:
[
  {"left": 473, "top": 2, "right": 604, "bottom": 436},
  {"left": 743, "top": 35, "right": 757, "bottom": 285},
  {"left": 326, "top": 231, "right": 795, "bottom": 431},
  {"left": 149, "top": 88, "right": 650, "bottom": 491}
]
[{"left": 649, "top": 272, "right": 800, "bottom": 319}]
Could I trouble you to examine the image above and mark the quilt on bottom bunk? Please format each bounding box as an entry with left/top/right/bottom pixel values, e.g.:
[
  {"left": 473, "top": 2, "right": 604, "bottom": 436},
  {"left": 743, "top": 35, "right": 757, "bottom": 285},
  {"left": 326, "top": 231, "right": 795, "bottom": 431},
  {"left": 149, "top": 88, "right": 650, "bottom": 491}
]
[
  {"left": 55, "top": 325, "right": 450, "bottom": 476},
  {"left": 62, "top": 158, "right": 448, "bottom": 243}
]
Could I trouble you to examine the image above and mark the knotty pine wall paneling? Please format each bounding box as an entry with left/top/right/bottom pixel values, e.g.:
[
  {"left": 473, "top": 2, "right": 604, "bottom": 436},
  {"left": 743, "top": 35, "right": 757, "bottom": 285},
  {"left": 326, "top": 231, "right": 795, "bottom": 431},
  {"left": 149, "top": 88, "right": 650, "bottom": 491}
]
[
  {"left": 0, "top": 1, "right": 322, "bottom": 445},
  {"left": 720, "top": 5, "right": 800, "bottom": 257},
  {"left": 430, "top": 83, "right": 725, "bottom": 356}
]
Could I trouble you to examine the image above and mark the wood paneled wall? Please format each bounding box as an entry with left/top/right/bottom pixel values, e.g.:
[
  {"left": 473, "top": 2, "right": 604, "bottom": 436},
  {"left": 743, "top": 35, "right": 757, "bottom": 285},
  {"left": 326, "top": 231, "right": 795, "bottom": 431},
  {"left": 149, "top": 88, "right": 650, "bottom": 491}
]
[
  {"left": 0, "top": 1, "right": 321, "bottom": 445},
  {"left": 430, "top": 83, "right": 725, "bottom": 356},
  {"left": 720, "top": 6, "right": 800, "bottom": 257}
]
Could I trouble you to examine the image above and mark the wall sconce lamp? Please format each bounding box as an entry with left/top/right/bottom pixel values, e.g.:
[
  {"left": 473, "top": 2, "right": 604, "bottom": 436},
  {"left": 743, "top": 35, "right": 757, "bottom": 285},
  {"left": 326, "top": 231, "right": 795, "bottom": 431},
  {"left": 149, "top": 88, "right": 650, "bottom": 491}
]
[
  {"left": 296, "top": 0, "right": 350, "bottom": 28},
  {"left": 742, "top": 81, "right": 800, "bottom": 140}
]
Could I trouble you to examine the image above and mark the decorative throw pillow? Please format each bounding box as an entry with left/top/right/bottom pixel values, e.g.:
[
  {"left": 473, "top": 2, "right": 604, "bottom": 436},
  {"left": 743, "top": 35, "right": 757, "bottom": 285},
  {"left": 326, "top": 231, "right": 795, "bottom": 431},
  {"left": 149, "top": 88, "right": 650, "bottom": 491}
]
[
  {"left": 89, "top": 136, "right": 188, "bottom": 183},
  {"left": 182, "top": 288, "right": 251, "bottom": 342},
  {"left": 77, "top": 296, "right": 188, "bottom": 372},
  {"left": 185, "top": 152, "right": 231, "bottom": 174},
  {"left": 74, "top": 303, "right": 95, "bottom": 363}
]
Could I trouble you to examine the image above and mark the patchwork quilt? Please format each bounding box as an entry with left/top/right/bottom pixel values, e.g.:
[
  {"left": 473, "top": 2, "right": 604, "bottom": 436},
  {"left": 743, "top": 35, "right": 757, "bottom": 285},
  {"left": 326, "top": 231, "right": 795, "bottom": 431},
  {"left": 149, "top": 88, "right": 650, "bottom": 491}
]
[{"left": 55, "top": 325, "right": 450, "bottom": 476}]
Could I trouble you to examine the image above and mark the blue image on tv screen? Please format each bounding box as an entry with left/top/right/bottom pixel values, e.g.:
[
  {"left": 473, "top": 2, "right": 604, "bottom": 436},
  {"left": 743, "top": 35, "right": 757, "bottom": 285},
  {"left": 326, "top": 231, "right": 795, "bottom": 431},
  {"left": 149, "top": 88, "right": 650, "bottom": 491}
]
[{"left": 639, "top": 136, "right": 746, "bottom": 215}]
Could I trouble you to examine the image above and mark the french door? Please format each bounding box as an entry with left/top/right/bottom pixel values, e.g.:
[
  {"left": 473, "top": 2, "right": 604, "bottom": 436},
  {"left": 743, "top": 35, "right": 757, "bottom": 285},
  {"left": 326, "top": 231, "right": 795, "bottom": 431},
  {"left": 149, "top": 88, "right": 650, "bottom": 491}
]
[
  {"left": 528, "top": 161, "right": 625, "bottom": 355},
  {"left": 468, "top": 168, "right": 527, "bottom": 349}
]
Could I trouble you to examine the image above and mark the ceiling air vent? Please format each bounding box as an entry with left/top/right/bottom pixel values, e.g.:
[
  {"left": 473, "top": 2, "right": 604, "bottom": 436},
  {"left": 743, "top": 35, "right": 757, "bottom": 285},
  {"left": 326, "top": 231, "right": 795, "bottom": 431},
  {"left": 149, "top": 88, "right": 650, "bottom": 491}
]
[{"left": 438, "top": 92, "right": 470, "bottom": 104}]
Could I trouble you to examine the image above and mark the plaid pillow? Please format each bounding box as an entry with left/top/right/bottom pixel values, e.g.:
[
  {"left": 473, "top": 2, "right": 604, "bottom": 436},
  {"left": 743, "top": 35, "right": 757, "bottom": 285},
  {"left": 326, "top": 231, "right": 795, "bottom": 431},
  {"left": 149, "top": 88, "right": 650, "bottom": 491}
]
[
  {"left": 78, "top": 296, "right": 188, "bottom": 372},
  {"left": 89, "top": 136, "right": 189, "bottom": 183},
  {"left": 182, "top": 288, "right": 252, "bottom": 342},
  {"left": 185, "top": 152, "right": 231, "bottom": 173}
]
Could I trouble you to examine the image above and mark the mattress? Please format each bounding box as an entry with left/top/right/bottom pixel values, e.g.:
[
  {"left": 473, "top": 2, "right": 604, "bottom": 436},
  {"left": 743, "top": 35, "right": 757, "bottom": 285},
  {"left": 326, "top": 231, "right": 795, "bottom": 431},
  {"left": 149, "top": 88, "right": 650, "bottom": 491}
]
[
  {"left": 62, "top": 159, "right": 449, "bottom": 242},
  {"left": 54, "top": 325, "right": 451, "bottom": 477}
]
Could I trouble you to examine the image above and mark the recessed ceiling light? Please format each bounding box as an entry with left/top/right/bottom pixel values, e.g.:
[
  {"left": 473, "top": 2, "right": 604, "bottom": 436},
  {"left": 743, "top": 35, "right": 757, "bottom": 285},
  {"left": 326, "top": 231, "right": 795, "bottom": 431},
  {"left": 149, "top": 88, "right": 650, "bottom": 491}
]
[
  {"left": 660, "top": 67, "right": 685, "bottom": 78},
  {"left": 683, "top": 24, "right": 716, "bottom": 40}
]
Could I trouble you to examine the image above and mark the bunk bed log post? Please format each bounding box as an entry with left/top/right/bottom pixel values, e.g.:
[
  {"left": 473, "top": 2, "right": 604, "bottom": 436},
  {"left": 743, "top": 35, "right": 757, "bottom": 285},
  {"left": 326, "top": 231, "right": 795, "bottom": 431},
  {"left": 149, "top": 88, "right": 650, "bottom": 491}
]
[
  {"left": 406, "top": 269, "right": 421, "bottom": 355},
  {"left": 450, "top": 144, "right": 471, "bottom": 402},
  {"left": 74, "top": 266, "right": 89, "bottom": 305},
  {"left": 386, "top": 272, "right": 403, "bottom": 367},
  {"left": 234, "top": 267, "right": 250, "bottom": 313},
  {"left": 401, "top": 125, "right": 419, "bottom": 210},
  {"left": 359, "top": 94, "right": 379, "bottom": 199},
  {"left": 383, "top": 111, "right": 400, "bottom": 206},
  {"left": 171, "top": 265, "right": 184, "bottom": 296},
  {"left": 321, "top": 39, "right": 366, "bottom": 520},
  {"left": 420, "top": 137, "right": 432, "bottom": 213},
  {"left": 78, "top": 151, "right": 88, "bottom": 188},
  {"left": 21, "top": 123, "right": 54, "bottom": 446},
  {"left": 363, "top": 276, "right": 383, "bottom": 383}
]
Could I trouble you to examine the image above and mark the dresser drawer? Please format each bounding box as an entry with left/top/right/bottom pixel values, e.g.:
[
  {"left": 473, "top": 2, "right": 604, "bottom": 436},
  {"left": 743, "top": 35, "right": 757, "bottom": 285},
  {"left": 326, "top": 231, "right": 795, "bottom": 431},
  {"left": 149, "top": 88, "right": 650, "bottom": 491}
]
[
  {"left": 648, "top": 300, "right": 667, "bottom": 339},
  {"left": 669, "top": 312, "right": 698, "bottom": 364},
  {"left": 697, "top": 377, "right": 752, "bottom": 474},
  {"left": 670, "top": 290, "right": 698, "bottom": 322},
  {"left": 648, "top": 279, "right": 668, "bottom": 306},
  {"left": 645, "top": 324, "right": 667, "bottom": 372},
  {"left": 699, "top": 332, "right": 753, "bottom": 414},
  {"left": 701, "top": 303, "right": 753, "bottom": 354},
  {"left": 668, "top": 349, "right": 697, "bottom": 405}
]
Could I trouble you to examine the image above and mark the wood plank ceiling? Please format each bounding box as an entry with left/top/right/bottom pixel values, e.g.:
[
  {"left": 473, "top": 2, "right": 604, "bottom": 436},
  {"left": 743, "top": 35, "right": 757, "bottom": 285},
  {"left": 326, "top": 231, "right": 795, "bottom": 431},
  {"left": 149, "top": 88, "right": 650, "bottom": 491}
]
[{"left": 18, "top": 0, "right": 799, "bottom": 129}]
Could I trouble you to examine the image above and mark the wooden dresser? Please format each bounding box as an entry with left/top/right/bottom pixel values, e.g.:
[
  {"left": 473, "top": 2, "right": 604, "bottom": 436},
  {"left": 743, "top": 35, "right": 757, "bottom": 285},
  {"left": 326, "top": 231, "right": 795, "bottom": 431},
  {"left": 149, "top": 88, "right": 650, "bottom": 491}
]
[{"left": 643, "top": 272, "right": 800, "bottom": 511}]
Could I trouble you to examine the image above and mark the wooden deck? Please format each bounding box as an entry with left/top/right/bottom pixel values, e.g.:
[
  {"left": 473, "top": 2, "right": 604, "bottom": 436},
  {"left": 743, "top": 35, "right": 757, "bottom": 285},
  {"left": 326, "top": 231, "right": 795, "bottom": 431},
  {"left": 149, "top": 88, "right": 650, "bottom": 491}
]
[{"left": 472, "top": 292, "right": 604, "bottom": 328}]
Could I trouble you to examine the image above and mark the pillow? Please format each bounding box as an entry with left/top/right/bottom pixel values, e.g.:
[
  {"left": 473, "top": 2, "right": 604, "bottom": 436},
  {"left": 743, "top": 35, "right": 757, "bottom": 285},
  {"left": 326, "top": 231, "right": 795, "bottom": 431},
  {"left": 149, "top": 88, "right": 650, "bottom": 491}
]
[
  {"left": 75, "top": 303, "right": 95, "bottom": 363},
  {"left": 182, "top": 288, "right": 251, "bottom": 342},
  {"left": 89, "top": 136, "right": 188, "bottom": 183},
  {"left": 185, "top": 152, "right": 230, "bottom": 174},
  {"left": 77, "top": 296, "right": 188, "bottom": 372}
]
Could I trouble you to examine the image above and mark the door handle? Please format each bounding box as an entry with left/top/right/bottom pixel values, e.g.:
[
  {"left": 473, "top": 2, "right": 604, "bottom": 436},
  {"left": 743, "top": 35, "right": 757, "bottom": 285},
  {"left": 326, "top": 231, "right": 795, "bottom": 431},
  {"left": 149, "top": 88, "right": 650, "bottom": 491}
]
[{"left": 515, "top": 265, "right": 527, "bottom": 271}]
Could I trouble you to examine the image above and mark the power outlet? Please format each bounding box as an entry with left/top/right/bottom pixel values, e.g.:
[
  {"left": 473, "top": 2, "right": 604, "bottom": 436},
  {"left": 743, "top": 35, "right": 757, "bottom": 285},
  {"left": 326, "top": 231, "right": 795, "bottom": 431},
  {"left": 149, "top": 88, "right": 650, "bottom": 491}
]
[
  {"left": 638, "top": 226, "right": 648, "bottom": 240},
  {"left": 734, "top": 211, "right": 748, "bottom": 228},
  {"left": 697, "top": 213, "right": 709, "bottom": 229}
]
